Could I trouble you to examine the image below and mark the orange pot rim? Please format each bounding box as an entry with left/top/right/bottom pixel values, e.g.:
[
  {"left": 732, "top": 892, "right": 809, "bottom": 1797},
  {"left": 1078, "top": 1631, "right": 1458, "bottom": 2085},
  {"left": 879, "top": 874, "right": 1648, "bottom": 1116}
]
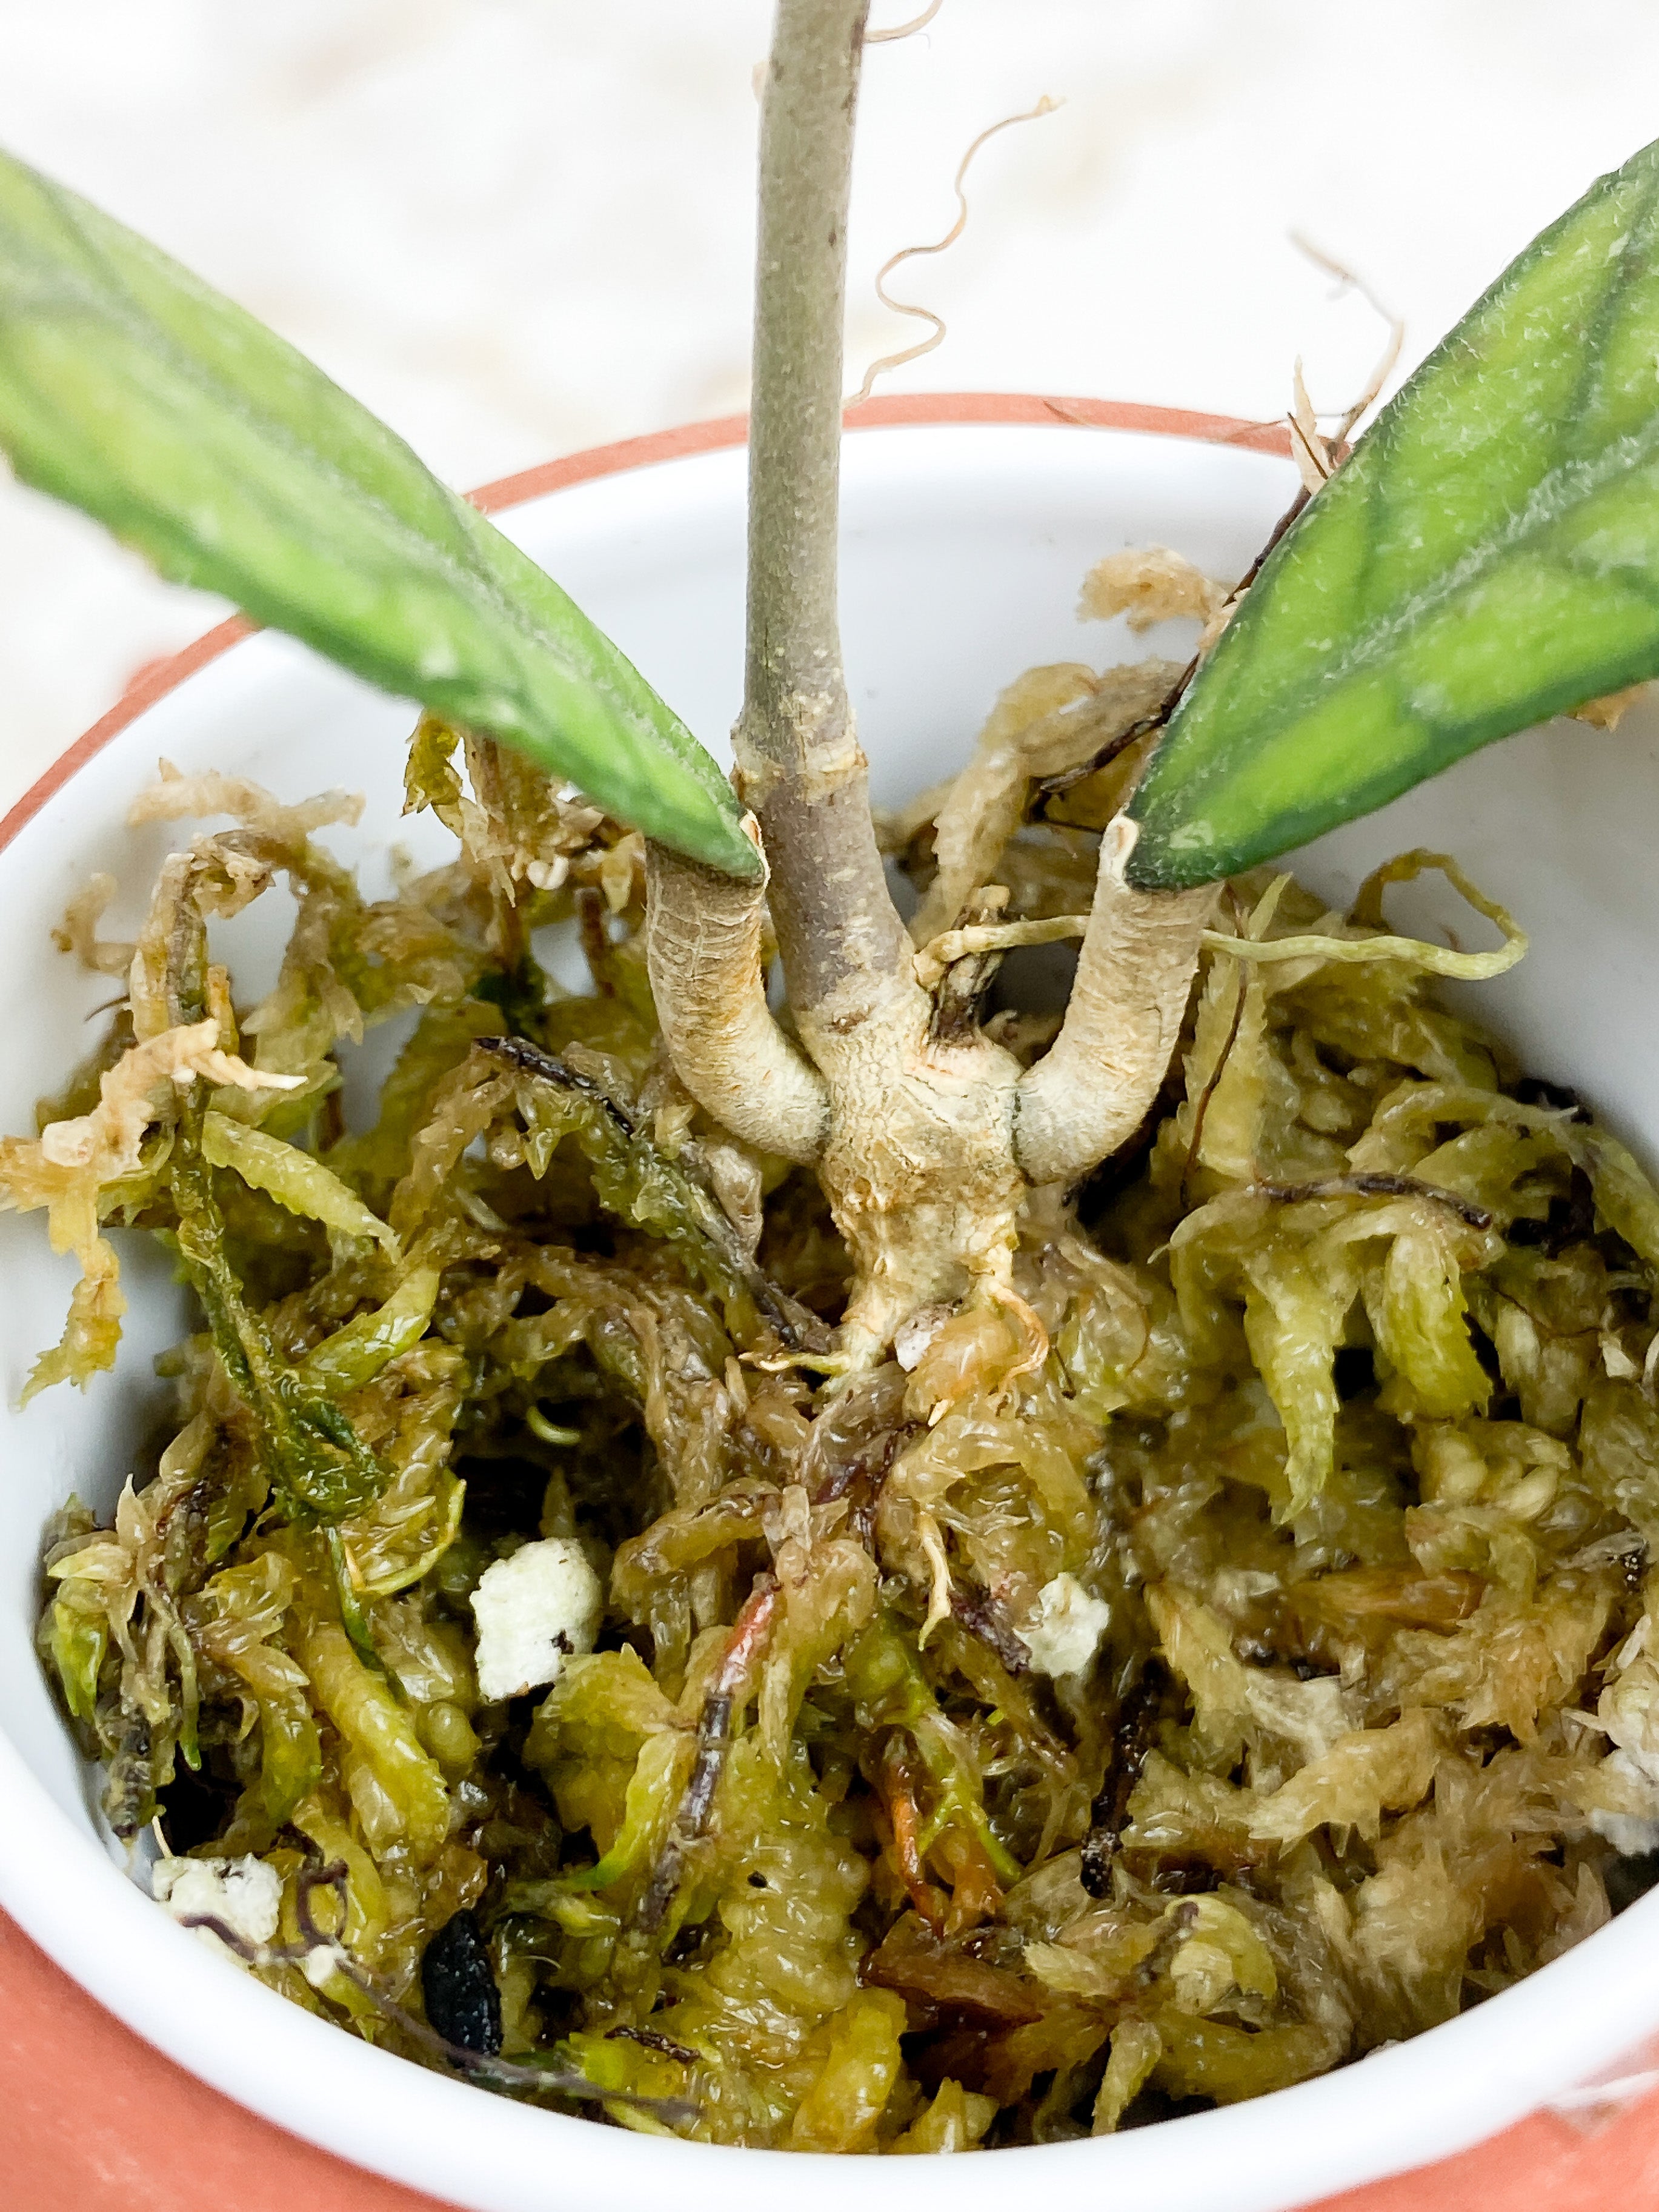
[{"left": 0, "top": 392, "right": 1289, "bottom": 860}]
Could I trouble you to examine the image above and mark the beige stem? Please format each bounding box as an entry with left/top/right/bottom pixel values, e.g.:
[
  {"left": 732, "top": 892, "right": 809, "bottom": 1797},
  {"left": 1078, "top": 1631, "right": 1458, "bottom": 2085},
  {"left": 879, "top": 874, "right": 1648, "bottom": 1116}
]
[
  {"left": 735, "top": 0, "right": 913, "bottom": 1047},
  {"left": 645, "top": 829, "right": 830, "bottom": 1165},
  {"left": 1014, "top": 814, "right": 1217, "bottom": 1188}
]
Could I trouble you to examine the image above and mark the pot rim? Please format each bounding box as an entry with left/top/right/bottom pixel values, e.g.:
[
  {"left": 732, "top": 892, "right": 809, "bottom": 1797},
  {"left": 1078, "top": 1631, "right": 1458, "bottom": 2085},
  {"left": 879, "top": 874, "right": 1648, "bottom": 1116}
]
[
  {"left": 0, "top": 391, "right": 1288, "bottom": 861},
  {"left": 3, "top": 392, "right": 1635, "bottom": 2212}
]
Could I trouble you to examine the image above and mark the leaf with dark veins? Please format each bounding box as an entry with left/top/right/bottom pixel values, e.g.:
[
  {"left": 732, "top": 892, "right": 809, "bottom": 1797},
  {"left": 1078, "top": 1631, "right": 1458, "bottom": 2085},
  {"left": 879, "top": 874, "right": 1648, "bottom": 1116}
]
[
  {"left": 0, "top": 146, "right": 759, "bottom": 880},
  {"left": 1128, "top": 136, "right": 1659, "bottom": 888}
]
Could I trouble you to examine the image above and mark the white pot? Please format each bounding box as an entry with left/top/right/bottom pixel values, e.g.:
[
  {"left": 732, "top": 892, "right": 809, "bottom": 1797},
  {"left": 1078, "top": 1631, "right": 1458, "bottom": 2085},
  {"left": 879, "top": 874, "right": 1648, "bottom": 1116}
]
[{"left": 2, "top": 399, "right": 1655, "bottom": 2212}]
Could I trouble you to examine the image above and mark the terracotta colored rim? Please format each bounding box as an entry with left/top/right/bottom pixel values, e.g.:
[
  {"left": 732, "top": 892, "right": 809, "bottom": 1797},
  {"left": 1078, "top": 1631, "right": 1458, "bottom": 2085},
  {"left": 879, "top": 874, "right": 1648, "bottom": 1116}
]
[{"left": 0, "top": 393, "right": 1291, "bottom": 860}]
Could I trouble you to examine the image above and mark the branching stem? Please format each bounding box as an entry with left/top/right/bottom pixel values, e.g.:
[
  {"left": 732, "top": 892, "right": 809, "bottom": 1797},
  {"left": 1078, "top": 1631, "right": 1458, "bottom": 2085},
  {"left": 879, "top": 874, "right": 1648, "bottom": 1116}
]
[
  {"left": 734, "top": 0, "right": 914, "bottom": 1050},
  {"left": 643, "top": 0, "right": 1217, "bottom": 1354},
  {"left": 643, "top": 828, "right": 830, "bottom": 1163},
  {"left": 1014, "top": 818, "right": 1217, "bottom": 1187}
]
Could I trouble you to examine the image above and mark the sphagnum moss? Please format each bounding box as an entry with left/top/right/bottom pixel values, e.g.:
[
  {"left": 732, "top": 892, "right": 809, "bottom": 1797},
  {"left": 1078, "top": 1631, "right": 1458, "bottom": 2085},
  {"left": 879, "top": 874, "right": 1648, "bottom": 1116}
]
[{"left": 18, "top": 576, "right": 1659, "bottom": 2148}]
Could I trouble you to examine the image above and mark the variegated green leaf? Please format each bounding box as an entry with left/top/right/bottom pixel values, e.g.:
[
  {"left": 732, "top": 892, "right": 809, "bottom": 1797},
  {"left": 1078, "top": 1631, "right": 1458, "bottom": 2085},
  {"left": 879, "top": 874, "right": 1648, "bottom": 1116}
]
[
  {"left": 0, "top": 147, "right": 757, "bottom": 879},
  {"left": 1128, "top": 136, "right": 1659, "bottom": 889}
]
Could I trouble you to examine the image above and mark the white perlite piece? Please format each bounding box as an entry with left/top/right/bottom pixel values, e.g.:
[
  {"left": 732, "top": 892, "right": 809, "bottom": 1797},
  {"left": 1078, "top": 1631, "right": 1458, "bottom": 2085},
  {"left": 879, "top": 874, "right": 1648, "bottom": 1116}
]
[
  {"left": 1020, "top": 1573, "right": 1112, "bottom": 1680},
  {"left": 153, "top": 1853, "right": 282, "bottom": 1953},
  {"left": 471, "top": 1536, "right": 603, "bottom": 1702},
  {"left": 303, "top": 1942, "right": 347, "bottom": 1991}
]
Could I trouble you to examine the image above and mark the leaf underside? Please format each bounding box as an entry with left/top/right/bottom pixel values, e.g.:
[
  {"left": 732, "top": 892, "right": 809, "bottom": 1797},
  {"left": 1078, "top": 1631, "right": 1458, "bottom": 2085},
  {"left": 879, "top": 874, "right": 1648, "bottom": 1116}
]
[
  {"left": 0, "top": 148, "right": 758, "bottom": 879},
  {"left": 1128, "top": 134, "right": 1659, "bottom": 890}
]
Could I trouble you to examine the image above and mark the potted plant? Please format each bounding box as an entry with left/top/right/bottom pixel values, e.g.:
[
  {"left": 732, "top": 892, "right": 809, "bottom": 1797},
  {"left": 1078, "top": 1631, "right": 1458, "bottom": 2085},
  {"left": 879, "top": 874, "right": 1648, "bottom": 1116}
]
[{"left": 4, "top": 2, "right": 1659, "bottom": 2204}]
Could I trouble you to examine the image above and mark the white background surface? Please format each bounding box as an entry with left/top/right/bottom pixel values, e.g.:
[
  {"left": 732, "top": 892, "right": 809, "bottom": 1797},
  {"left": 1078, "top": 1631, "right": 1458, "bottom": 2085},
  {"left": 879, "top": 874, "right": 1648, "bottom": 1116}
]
[{"left": 3, "top": 0, "right": 1658, "bottom": 802}]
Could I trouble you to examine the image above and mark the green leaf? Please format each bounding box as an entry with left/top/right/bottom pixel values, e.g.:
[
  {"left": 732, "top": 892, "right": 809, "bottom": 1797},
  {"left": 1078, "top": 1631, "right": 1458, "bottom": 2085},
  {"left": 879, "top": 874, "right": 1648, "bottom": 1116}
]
[
  {"left": 1127, "top": 136, "right": 1659, "bottom": 889},
  {"left": 0, "top": 147, "right": 758, "bottom": 879}
]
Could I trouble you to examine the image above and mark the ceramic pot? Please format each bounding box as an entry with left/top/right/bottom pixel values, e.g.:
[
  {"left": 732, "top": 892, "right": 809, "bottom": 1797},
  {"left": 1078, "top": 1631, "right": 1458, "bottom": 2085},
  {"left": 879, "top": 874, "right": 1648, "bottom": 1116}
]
[{"left": 3, "top": 396, "right": 1657, "bottom": 2212}]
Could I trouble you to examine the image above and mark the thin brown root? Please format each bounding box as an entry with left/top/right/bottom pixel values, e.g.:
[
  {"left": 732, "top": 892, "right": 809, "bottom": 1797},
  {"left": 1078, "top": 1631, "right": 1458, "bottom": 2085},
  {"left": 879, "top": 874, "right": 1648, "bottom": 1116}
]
[
  {"left": 1288, "top": 358, "right": 1337, "bottom": 494},
  {"left": 476, "top": 1032, "right": 829, "bottom": 1352},
  {"left": 607, "top": 2024, "right": 703, "bottom": 2067},
  {"left": 846, "top": 95, "right": 1060, "bottom": 405},
  {"left": 1036, "top": 493, "right": 1314, "bottom": 810},
  {"left": 866, "top": 0, "right": 945, "bottom": 39},
  {"left": 926, "top": 885, "right": 1009, "bottom": 1042},
  {"left": 1180, "top": 887, "right": 1249, "bottom": 1211}
]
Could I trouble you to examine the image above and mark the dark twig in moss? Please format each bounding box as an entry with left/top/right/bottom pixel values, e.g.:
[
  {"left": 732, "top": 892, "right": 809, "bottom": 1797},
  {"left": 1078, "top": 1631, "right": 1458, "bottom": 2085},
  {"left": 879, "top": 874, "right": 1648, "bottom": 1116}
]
[
  {"left": 949, "top": 1583, "right": 1031, "bottom": 1675},
  {"left": 1079, "top": 1658, "right": 1165, "bottom": 1899},
  {"left": 635, "top": 1578, "right": 781, "bottom": 1937},
  {"left": 477, "top": 1034, "right": 828, "bottom": 1352},
  {"left": 1249, "top": 1172, "right": 1493, "bottom": 1231},
  {"left": 1039, "top": 488, "right": 1314, "bottom": 806},
  {"left": 605, "top": 2023, "right": 702, "bottom": 2067},
  {"left": 1180, "top": 887, "right": 1250, "bottom": 1212}
]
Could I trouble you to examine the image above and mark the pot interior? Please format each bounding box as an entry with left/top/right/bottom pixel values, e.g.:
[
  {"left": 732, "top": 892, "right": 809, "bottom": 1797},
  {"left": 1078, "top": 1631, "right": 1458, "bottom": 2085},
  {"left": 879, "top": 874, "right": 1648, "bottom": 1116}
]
[{"left": 3, "top": 416, "right": 1658, "bottom": 2212}]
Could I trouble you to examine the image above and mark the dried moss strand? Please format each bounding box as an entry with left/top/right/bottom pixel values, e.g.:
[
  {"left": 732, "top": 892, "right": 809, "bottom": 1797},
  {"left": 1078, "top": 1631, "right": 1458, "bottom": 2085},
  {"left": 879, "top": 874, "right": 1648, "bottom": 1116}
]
[{"left": 1039, "top": 487, "right": 1313, "bottom": 805}]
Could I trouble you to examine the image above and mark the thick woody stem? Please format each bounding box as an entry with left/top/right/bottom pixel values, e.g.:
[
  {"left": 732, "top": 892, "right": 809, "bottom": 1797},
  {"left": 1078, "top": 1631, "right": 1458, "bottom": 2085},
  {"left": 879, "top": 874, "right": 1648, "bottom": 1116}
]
[
  {"left": 1014, "top": 815, "right": 1217, "bottom": 1188},
  {"left": 644, "top": 828, "right": 830, "bottom": 1163},
  {"left": 734, "top": 0, "right": 916, "bottom": 1051}
]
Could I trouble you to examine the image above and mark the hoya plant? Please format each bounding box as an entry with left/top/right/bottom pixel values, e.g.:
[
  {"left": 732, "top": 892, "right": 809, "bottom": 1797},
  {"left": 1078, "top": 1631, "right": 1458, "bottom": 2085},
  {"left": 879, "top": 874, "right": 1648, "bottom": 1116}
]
[
  {"left": 11, "top": 0, "right": 1659, "bottom": 2150},
  {"left": 4, "top": 7, "right": 1654, "bottom": 1370}
]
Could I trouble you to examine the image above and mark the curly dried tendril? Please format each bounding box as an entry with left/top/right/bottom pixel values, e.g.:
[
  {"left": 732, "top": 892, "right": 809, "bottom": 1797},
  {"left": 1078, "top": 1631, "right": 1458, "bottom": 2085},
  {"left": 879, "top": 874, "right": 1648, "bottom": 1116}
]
[
  {"left": 847, "top": 95, "right": 1059, "bottom": 405},
  {"left": 1202, "top": 851, "right": 1526, "bottom": 981},
  {"left": 865, "top": 1, "right": 943, "bottom": 39}
]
